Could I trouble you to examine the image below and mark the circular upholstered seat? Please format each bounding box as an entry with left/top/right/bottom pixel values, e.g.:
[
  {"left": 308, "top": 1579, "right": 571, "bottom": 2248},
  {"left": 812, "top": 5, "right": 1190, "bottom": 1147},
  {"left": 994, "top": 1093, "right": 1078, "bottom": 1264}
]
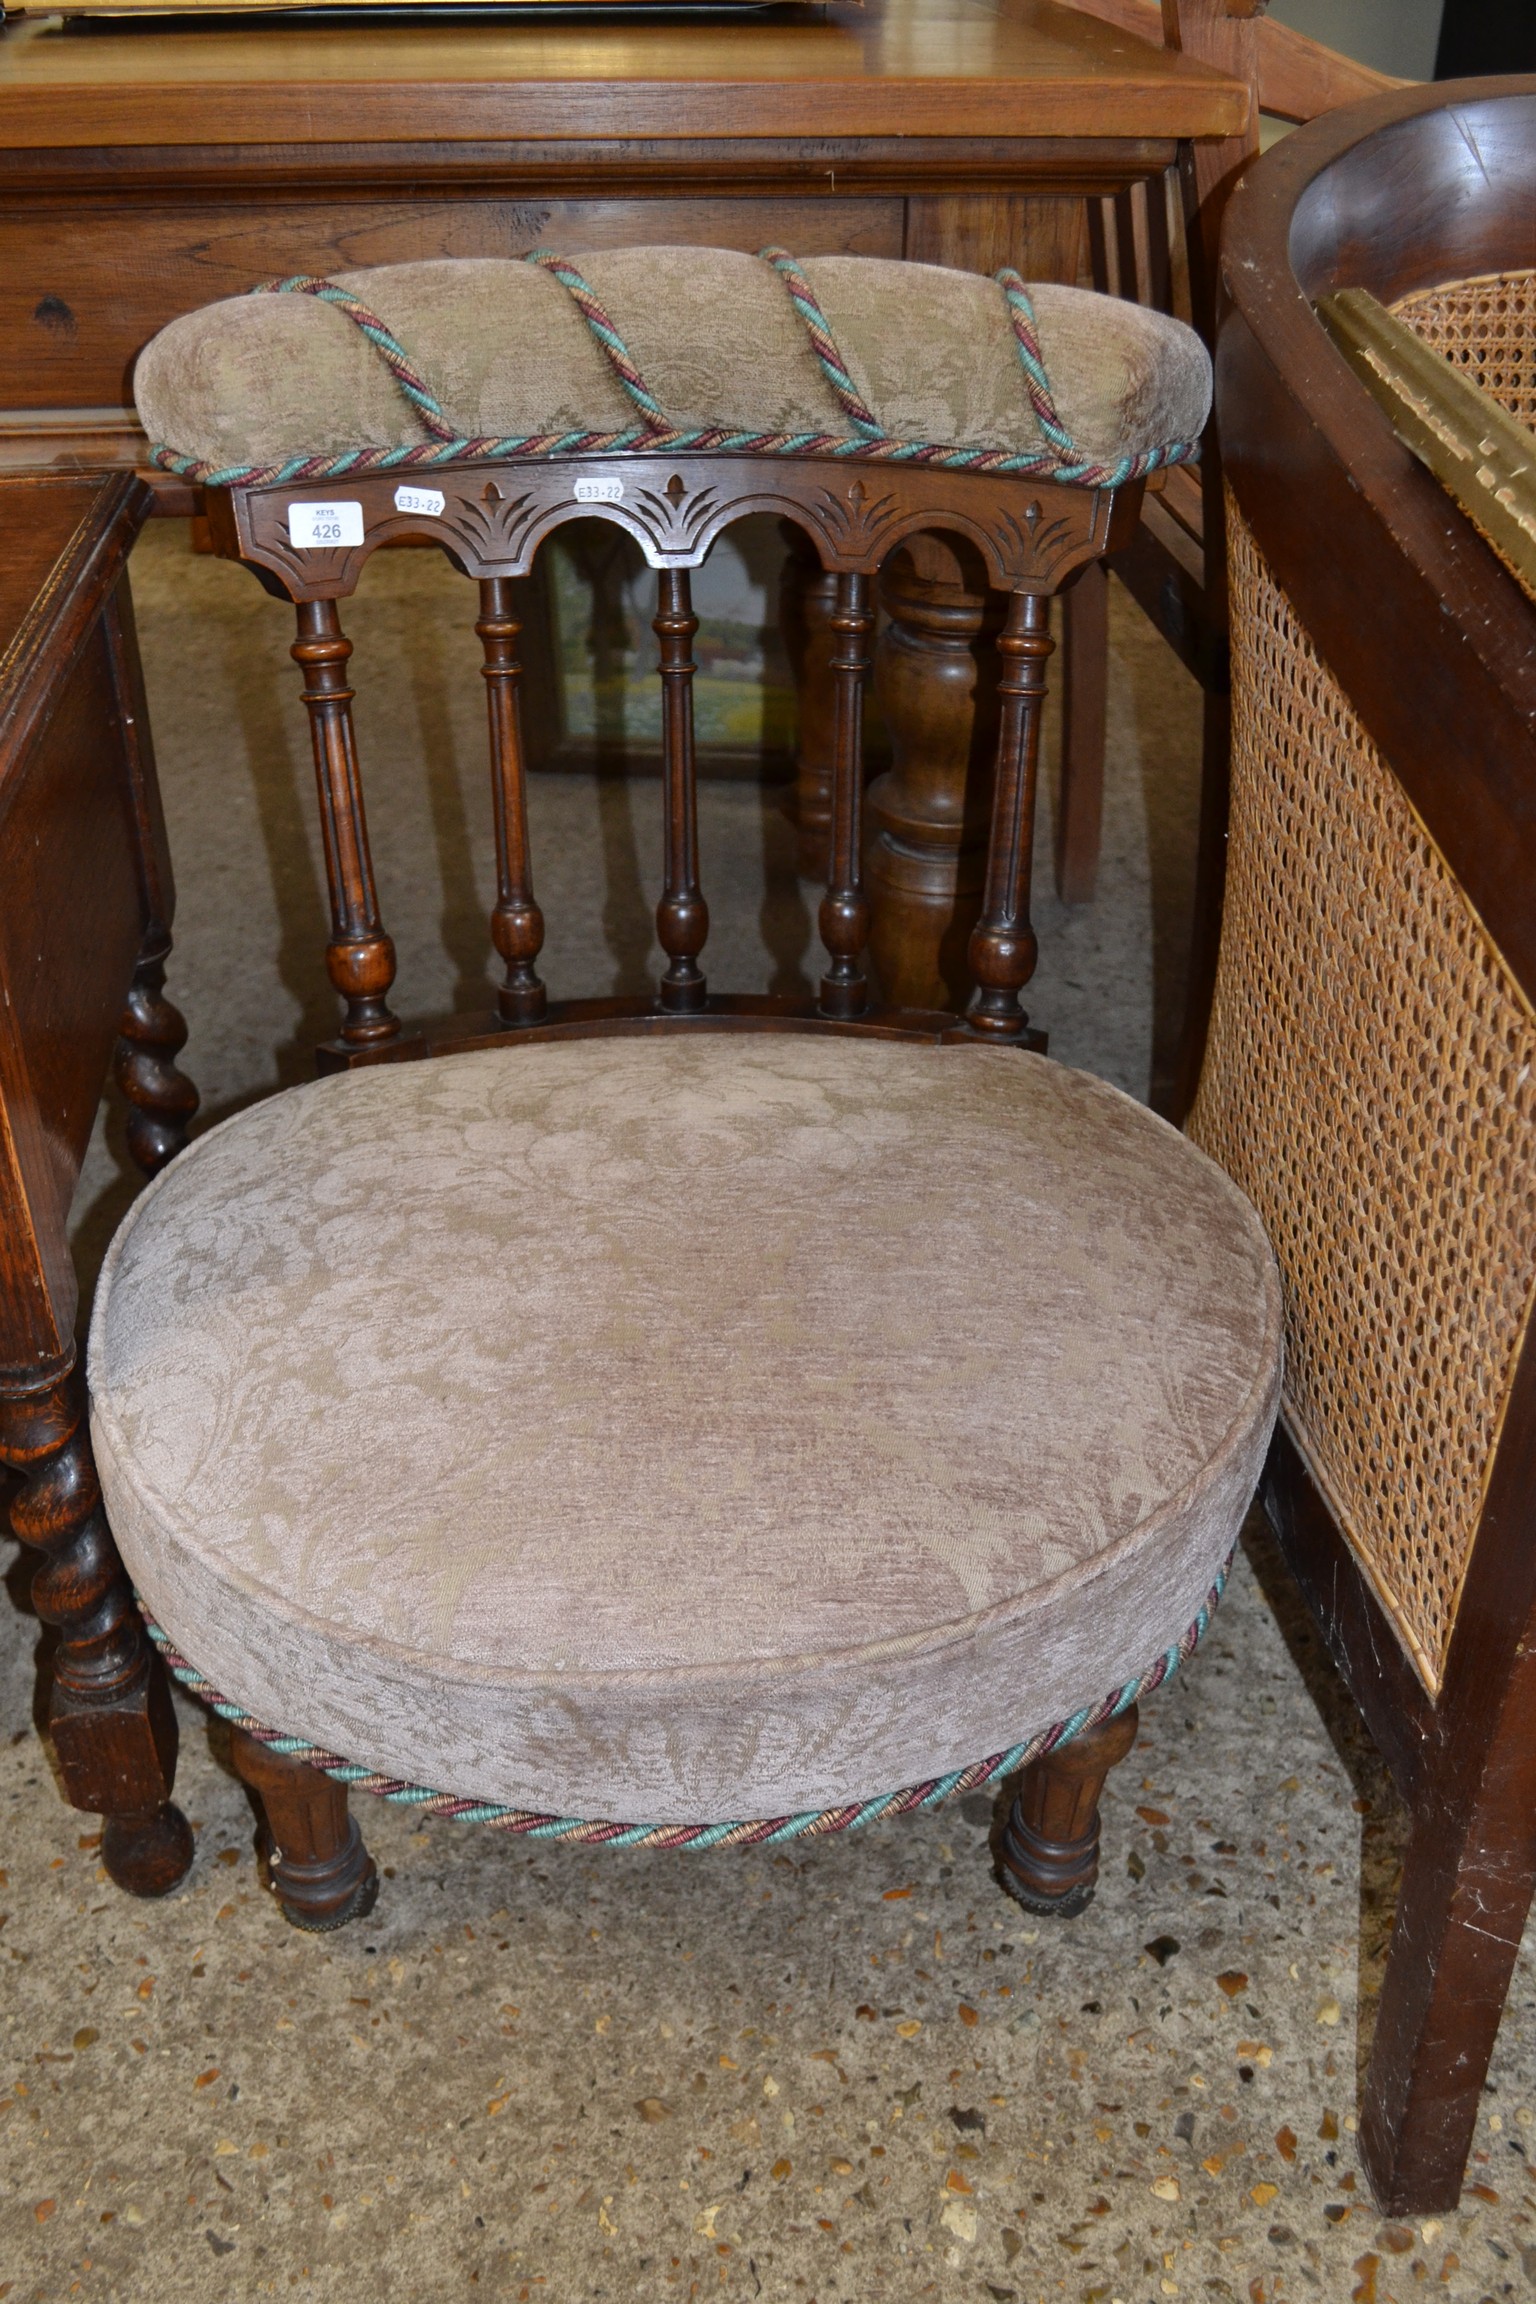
[{"left": 88, "top": 1038, "right": 1280, "bottom": 1825}]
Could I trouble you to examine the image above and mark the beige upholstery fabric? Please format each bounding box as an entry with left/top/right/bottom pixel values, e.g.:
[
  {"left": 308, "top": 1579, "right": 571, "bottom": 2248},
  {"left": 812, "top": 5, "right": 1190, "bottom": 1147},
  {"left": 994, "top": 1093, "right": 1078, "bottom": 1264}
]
[
  {"left": 89, "top": 1039, "right": 1279, "bottom": 1822},
  {"left": 133, "top": 249, "right": 1212, "bottom": 474}
]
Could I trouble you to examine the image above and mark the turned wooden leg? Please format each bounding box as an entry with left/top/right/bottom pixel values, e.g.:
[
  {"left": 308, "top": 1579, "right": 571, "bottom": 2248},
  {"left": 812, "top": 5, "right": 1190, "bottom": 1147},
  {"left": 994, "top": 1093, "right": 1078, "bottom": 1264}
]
[
  {"left": 866, "top": 537, "right": 1004, "bottom": 1011},
  {"left": 998, "top": 1704, "right": 1139, "bottom": 1918},
  {"left": 1055, "top": 559, "right": 1110, "bottom": 906},
  {"left": 779, "top": 525, "right": 840, "bottom": 880},
  {"left": 230, "top": 1726, "right": 378, "bottom": 1933},
  {"left": 0, "top": 1367, "right": 192, "bottom": 1897},
  {"left": 113, "top": 932, "right": 199, "bottom": 1178}
]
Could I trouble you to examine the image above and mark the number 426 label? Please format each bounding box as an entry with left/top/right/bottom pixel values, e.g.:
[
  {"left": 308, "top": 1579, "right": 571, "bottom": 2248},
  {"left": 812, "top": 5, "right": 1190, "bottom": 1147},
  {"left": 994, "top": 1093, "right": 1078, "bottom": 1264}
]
[{"left": 288, "top": 500, "right": 364, "bottom": 550}]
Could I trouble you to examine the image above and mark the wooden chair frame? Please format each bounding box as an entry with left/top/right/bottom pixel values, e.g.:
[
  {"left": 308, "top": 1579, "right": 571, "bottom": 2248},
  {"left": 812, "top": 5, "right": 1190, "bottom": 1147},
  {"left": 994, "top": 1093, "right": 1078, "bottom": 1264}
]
[
  {"left": 1212, "top": 76, "right": 1536, "bottom": 2214},
  {"left": 207, "top": 455, "right": 1141, "bottom": 1065},
  {"left": 2, "top": 450, "right": 1161, "bottom": 1932}
]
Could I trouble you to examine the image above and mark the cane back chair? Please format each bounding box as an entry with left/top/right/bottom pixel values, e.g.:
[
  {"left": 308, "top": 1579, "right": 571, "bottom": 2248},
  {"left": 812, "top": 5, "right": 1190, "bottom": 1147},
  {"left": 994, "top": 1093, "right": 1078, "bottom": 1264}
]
[
  {"left": 1191, "top": 80, "right": 1536, "bottom": 2213},
  {"left": 1, "top": 246, "right": 1280, "bottom": 1950}
]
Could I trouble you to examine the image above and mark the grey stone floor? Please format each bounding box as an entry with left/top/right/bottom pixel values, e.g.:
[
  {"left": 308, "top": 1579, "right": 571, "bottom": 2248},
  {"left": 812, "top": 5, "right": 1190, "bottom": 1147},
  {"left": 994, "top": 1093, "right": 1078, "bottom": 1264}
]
[{"left": 5, "top": 525, "right": 1536, "bottom": 2303}]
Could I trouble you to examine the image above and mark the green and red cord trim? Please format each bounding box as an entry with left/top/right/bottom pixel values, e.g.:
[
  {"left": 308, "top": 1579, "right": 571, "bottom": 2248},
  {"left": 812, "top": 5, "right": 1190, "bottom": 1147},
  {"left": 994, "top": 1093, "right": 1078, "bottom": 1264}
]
[
  {"left": 151, "top": 249, "right": 1199, "bottom": 496},
  {"left": 139, "top": 1552, "right": 1229, "bottom": 1852}
]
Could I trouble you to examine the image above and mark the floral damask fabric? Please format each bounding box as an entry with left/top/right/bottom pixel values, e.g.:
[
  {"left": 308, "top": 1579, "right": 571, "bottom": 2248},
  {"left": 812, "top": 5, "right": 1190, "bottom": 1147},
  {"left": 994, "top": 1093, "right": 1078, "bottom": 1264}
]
[
  {"left": 134, "top": 249, "right": 1211, "bottom": 477},
  {"left": 89, "top": 1040, "right": 1280, "bottom": 1821}
]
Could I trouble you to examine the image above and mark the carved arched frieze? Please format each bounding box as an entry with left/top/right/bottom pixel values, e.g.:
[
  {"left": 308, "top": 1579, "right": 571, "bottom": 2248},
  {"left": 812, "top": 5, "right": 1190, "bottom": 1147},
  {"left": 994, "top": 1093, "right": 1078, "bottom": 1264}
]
[{"left": 208, "top": 453, "right": 1142, "bottom": 603}]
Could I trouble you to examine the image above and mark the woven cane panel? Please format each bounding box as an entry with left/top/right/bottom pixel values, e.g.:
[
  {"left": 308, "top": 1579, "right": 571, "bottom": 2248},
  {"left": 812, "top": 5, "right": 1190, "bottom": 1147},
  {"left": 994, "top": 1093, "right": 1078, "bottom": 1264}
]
[
  {"left": 1188, "top": 504, "right": 1536, "bottom": 1691},
  {"left": 1391, "top": 269, "right": 1536, "bottom": 426}
]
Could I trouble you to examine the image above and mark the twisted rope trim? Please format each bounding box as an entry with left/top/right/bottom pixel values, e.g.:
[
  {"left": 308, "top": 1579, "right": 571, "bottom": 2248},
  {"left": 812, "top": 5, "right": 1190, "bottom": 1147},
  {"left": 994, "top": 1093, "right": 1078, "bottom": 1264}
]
[
  {"left": 139, "top": 1554, "right": 1229, "bottom": 1852},
  {"left": 997, "top": 267, "right": 1081, "bottom": 463},
  {"left": 151, "top": 250, "right": 1200, "bottom": 495},
  {"left": 759, "top": 246, "right": 885, "bottom": 437},
  {"left": 522, "top": 249, "right": 671, "bottom": 431},
  {"left": 250, "top": 276, "right": 456, "bottom": 441}
]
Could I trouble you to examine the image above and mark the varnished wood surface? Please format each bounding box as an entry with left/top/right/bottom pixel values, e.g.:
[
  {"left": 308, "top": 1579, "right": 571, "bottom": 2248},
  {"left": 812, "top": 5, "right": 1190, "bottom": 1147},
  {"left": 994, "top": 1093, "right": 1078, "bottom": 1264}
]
[
  {"left": 1217, "top": 78, "right": 1536, "bottom": 1005},
  {"left": 0, "top": 473, "right": 156, "bottom": 1371},
  {"left": 1214, "top": 76, "right": 1536, "bottom": 2216},
  {"left": 0, "top": 472, "right": 196, "bottom": 1896},
  {"left": 1064, "top": 0, "right": 1402, "bottom": 121},
  {"left": 0, "top": 2, "right": 1248, "bottom": 146},
  {"left": 214, "top": 450, "right": 1127, "bottom": 1056}
]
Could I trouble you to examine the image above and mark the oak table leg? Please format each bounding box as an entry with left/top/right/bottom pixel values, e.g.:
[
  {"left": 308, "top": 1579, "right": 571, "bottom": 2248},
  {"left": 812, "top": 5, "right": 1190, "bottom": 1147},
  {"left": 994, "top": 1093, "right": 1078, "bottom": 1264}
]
[
  {"left": 113, "top": 932, "right": 199, "bottom": 1178},
  {"left": 231, "top": 1726, "right": 379, "bottom": 1933},
  {"left": 866, "top": 538, "right": 1005, "bottom": 1012},
  {"left": 0, "top": 1368, "right": 192, "bottom": 1896},
  {"left": 998, "top": 1705, "right": 1139, "bottom": 1917}
]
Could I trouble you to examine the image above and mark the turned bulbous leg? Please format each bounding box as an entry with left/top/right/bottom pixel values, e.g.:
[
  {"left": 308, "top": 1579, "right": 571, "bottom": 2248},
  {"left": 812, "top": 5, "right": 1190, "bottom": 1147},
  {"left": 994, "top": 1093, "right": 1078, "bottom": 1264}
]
[
  {"left": 102, "top": 1802, "right": 197, "bottom": 1897},
  {"left": 0, "top": 1368, "right": 193, "bottom": 1898},
  {"left": 998, "top": 1703, "right": 1139, "bottom": 1918},
  {"left": 230, "top": 1726, "right": 378, "bottom": 1933}
]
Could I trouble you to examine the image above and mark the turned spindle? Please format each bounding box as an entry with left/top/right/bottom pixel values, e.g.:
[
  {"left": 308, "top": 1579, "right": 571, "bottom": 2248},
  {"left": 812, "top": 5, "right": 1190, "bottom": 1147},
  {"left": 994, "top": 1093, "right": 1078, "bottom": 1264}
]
[
  {"left": 291, "top": 598, "right": 400, "bottom": 1048},
  {"left": 818, "top": 570, "right": 873, "bottom": 1020},
  {"left": 654, "top": 568, "right": 709, "bottom": 1013},
  {"left": 967, "top": 589, "right": 1053, "bottom": 1041},
  {"left": 478, "top": 577, "right": 547, "bottom": 1026}
]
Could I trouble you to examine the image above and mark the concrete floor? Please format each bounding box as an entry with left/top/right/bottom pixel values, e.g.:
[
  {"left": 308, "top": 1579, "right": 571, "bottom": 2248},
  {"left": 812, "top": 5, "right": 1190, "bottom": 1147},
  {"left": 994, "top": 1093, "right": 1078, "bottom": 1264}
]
[{"left": 4, "top": 525, "right": 1536, "bottom": 2303}]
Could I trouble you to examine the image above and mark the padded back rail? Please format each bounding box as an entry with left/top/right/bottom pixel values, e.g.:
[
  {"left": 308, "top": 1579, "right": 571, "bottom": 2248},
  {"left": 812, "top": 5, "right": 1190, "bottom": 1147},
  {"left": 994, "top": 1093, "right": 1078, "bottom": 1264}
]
[{"left": 206, "top": 453, "right": 1142, "bottom": 1063}]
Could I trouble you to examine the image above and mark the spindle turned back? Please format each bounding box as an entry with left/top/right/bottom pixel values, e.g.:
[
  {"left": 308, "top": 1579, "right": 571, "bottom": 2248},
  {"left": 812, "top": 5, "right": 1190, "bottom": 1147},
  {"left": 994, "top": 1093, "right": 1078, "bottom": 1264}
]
[{"left": 205, "top": 450, "right": 1143, "bottom": 1071}]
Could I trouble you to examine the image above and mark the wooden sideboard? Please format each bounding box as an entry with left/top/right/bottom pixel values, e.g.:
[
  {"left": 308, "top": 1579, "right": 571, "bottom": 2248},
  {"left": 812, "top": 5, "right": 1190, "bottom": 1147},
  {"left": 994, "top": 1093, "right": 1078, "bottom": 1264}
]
[{"left": 0, "top": 0, "right": 1246, "bottom": 1001}]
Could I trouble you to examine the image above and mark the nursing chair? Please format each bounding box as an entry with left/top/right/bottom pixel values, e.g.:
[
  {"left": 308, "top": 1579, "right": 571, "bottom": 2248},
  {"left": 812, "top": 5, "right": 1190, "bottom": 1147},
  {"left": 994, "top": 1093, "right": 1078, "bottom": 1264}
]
[{"left": 2, "top": 247, "right": 1280, "bottom": 1940}]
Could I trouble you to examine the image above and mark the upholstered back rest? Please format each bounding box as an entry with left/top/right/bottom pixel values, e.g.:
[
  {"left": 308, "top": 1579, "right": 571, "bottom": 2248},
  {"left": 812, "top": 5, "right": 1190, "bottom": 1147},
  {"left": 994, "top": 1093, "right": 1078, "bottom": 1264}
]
[{"left": 134, "top": 248, "right": 1210, "bottom": 1067}]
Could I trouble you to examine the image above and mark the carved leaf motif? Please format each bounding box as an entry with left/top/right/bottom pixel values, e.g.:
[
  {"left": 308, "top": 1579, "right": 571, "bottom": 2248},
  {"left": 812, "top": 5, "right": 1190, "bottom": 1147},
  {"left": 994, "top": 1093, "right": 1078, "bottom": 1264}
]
[
  {"left": 630, "top": 482, "right": 721, "bottom": 558},
  {"left": 814, "top": 485, "right": 901, "bottom": 554},
  {"left": 994, "top": 504, "right": 1079, "bottom": 577},
  {"left": 453, "top": 488, "right": 541, "bottom": 560}
]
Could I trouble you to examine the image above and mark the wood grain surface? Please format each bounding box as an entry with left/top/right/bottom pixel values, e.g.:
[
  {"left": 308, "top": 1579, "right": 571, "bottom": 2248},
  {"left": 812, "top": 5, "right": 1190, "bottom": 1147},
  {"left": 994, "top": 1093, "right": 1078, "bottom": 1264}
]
[{"left": 0, "top": 2, "right": 1248, "bottom": 147}]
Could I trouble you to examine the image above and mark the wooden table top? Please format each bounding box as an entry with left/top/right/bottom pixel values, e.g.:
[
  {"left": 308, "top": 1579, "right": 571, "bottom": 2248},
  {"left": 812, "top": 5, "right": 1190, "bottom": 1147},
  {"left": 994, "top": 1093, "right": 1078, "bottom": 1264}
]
[
  {"left": 0, "top": 0, "right": 1249, "bottom": 147},
  {"left": 0, "top": 474, "right": 111, "bottom": 665}
]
